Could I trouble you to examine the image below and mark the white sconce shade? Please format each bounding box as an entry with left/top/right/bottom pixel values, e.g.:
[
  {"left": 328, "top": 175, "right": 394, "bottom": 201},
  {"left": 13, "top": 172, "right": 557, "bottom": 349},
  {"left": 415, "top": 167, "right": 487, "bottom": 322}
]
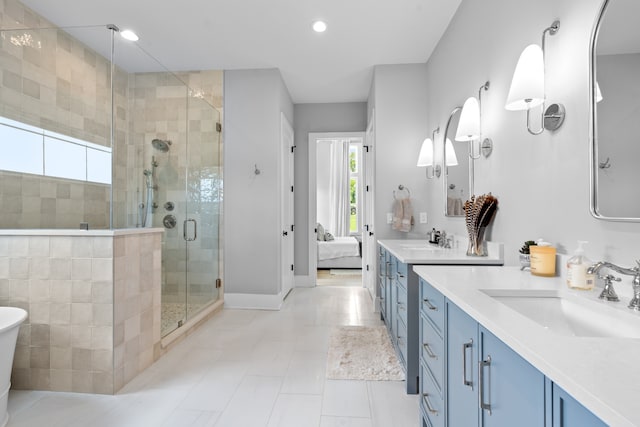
[
  {"left": 455, "top": 97, "right": 480, "bottom": 141},
  {"left": 417, "top": 138, "right": 434, "bottom": 167},
  {"left": 505, "top": 44, "right": 545, "bottom": 111},
  {"left": 445, "top": 138, "right": 458, "bottom": 166}
]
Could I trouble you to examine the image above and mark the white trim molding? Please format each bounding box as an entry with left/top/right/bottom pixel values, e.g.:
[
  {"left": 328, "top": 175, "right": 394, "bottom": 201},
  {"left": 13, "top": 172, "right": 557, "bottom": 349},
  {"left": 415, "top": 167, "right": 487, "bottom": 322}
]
[{"left": 294, "top": 275, "right": 315, "bottom": 288}]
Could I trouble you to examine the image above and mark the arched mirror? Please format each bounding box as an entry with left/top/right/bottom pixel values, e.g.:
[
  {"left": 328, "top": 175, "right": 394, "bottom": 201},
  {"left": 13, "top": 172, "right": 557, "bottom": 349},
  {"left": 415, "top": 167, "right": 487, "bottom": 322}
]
[
  {"left": 443, "top": 106, "right": 472, "bottom": 216},
  {"left": 591, "top": 0, "right": 640, "bottom": 221}
]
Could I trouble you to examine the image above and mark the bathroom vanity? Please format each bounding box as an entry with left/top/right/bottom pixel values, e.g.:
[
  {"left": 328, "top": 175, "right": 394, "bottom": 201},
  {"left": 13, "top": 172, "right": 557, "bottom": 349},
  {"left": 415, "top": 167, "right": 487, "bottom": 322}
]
[
  {"left": 376, "top": 240, "right": 503, "bottom": 394},
  {"left": 414, "top": 265, "right": 638, "bottom": 427}
]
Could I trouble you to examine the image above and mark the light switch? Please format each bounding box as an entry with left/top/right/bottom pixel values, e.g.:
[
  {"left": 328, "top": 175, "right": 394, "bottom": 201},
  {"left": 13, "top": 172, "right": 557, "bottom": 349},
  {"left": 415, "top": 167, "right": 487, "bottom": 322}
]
[
  {"left": 420, "top": 212, "right": 427, "bottom": 223},
  {"left": 387, "top": 213, "right": 393, "bottom": 224}
]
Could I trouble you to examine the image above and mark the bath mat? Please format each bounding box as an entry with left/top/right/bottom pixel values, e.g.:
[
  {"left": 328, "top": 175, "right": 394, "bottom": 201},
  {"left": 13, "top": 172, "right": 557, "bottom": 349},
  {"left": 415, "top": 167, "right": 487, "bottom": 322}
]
[{"left": 326, "top": 325, "right": 404, "bottom": 381}]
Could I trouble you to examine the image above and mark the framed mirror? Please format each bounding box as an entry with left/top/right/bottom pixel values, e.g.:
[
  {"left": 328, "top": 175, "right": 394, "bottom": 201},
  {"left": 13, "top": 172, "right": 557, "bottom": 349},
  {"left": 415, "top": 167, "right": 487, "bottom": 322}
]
[
  {"left": 443, "top": 106, "right": 472, "bottom": 216},
  {"left": 591, "top": 0, "right": 640, "bottom": 221}
]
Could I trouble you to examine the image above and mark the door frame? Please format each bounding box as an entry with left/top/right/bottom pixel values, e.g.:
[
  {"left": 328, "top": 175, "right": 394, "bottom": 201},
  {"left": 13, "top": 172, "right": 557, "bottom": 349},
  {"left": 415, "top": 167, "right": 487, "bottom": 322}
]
[
  {"left": 280, "top": 113, "right": 295, "bottom": 299},
  {"left": 308, "top": 131, "right": 366, "bottom": 286}
]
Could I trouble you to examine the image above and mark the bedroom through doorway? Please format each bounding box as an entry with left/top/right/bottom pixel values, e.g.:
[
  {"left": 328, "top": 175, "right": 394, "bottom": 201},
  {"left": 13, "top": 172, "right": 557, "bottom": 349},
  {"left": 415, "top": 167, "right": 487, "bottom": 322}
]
[{"left": 309, "top": 132, "right": 365, "bottom": 288}]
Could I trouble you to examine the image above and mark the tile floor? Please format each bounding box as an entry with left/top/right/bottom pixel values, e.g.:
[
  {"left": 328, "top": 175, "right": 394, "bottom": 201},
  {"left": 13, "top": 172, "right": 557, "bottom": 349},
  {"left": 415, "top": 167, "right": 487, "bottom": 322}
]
[{"left": 7, "top": 285, "right": 419, "bottom": 427}]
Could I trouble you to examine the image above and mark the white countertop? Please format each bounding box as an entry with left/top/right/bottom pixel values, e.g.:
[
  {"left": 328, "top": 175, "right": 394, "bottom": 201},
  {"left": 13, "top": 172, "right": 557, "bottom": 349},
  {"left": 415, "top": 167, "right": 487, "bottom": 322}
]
[
  {"left": 378, "top": 239, "right": 503, "bottom": 265},
  {"left": 413, "top": 265, "right": 640, "bottom": 427}
]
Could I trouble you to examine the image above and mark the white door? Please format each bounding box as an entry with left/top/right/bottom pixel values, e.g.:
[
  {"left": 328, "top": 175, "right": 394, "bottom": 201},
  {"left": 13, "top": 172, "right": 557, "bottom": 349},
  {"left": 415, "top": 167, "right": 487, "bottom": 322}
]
[
  {"left": 280, "top": 113, "right": 295, "bottom": 299},
  {"left": 362, "top": 113, "right": 377, "bottom": 303}
]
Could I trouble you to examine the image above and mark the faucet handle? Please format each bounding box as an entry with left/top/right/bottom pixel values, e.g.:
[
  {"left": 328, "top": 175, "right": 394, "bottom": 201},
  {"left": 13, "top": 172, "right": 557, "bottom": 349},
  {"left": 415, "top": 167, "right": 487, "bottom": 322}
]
[{"left": 598, "top": 274, "right": 621, "bottom": 302}]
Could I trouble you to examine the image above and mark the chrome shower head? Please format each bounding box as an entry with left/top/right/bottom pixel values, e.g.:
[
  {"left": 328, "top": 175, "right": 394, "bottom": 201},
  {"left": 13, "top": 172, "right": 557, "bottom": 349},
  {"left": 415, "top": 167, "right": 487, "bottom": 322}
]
[{"left": 151, "top": 138, "right": 171, "bottom": 152}]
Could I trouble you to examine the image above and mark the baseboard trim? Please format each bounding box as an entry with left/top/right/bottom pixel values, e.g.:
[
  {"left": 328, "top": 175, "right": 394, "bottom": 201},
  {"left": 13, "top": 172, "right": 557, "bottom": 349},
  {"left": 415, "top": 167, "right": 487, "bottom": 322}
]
[
  {"left": 295, "top": 275, "right": 315, "bottom": 288},
  {"left": 224, "top": 292, "right": 283, "bottom": 310}
]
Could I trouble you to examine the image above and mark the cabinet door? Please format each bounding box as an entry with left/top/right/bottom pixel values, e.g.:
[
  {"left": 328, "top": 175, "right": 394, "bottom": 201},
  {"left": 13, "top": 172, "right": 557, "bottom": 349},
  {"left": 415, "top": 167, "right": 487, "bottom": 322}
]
[
  {"left": 551, "top": 383, "right": 606, "bottom": 427},
  {"left": 447, "top": 301, "right": 479, "bottom": 427},
  {"left": 479, "top": 326, "right": 545, "bottom": 427}
]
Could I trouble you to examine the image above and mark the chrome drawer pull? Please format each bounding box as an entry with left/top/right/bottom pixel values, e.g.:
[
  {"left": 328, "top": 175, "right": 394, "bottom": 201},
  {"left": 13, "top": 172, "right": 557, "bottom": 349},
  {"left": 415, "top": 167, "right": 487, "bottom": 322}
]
[
  {"left": 423, "top": 343, "right": 437, "bottom": 359},
  {"left": 422, "top": 393, "right": 438, "bottom": 415},
  {"left": 462, "top": 340, "right": 473, "bottom": 387},
  {"left": 423, "top": 298, "right": 438, "bottom": 311},
  {"left": 479, "top": 356, "right": 492, "bottom": 414},
  {"left": 397, "top": 272, "right": 405, "bottom": 278}
]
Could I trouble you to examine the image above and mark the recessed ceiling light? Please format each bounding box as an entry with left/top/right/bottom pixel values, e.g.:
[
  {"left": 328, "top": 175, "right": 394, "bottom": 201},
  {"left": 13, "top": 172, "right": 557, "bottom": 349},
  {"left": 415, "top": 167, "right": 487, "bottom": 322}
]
[
  {"left": 120, "top": 29, "right": 139, "bottom": 41},
  {"left": 312, "top": 21, "right": 327, "bottom": 33}
]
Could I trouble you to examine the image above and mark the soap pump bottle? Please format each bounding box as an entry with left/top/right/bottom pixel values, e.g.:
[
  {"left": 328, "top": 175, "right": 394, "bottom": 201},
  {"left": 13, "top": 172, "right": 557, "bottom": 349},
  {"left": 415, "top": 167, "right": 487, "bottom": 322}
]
[{"left": 566, "top": 241, "right": 595, "bottom": 290}]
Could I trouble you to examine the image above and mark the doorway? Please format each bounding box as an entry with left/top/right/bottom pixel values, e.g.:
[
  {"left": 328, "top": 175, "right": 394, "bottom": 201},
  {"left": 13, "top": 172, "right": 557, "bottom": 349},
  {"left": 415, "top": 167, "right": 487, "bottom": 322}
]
[{"left": 308, "top": 132, "right": 370, "bottom": 290}]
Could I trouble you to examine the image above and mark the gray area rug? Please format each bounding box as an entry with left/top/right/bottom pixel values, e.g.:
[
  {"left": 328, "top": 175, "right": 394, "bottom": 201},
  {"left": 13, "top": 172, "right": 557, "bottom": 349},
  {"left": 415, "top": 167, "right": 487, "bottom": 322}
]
[{"left": 326, "top": 325, "right": 405, "bottom": 381}]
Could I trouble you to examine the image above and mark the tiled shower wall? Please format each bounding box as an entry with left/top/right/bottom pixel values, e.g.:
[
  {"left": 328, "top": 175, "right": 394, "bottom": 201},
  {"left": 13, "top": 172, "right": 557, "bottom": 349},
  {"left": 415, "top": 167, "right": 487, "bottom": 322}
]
[
  {"left": 0, "top": 229, "right": 162, "bottom": 394},
  {"left": 0, "top": 0, "right": 123, "bottom": 229}
]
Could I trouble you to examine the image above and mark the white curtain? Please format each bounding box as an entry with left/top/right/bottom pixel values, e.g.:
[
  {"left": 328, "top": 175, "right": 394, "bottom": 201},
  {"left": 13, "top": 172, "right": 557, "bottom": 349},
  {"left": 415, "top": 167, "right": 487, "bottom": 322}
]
[{"left": 328, "top": 140, "right": 350, "bottom": 237}]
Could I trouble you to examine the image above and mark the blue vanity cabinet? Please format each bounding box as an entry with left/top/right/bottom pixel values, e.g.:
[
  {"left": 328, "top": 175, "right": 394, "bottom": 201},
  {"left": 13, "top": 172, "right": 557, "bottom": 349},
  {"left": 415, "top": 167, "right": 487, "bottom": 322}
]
[
  {"left": 377, "top": 246, "right": 388, "bottom": 322},
  {"left": 446, "top": 301, "right": 478, "bottom": 427},
  {"left": 391, "top": 258, "right": 420, "bottom": 394},
  {"left": 479, "top": 326, "right": 545, "bottom": 427},
  {"left": 549, "top": 382, "right": 606, "bottom": 427},
  {"left": 420, "top": 278, "right": 445, "bottom": 426}
]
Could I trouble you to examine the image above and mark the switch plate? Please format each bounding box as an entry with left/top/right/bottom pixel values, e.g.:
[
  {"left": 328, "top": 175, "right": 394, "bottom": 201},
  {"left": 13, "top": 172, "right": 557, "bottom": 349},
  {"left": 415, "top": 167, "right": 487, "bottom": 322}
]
[
  {"left": 420, "top": 212, "right": 427, "bottom": 223},
  {"left": 387, "top": 213, "right": 393, "bottom": 224}
]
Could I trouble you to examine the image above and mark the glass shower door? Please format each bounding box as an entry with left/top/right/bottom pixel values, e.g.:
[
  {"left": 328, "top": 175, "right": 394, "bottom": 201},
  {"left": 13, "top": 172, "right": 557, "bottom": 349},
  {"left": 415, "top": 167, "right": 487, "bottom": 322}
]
[{"left": 184, "top": 95, "right": 222, "bottom": 321}]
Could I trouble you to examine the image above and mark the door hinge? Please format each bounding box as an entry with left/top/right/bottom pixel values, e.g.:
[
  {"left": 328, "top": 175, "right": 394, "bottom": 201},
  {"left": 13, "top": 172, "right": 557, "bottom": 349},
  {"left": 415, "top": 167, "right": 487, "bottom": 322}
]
[
  {"left": 314, "top": 228, "right": 318, "bottom": 233},
  {"left": 291, "top": 264, "right": 294, "bottom": 271},
  {"left": 291, "top": 145, "right": 296, "bottom": 153},
  {"left": 216, "top": 122, "right": 222, "bottom": 133},
  {"left": 365, "top": 224, "right": 369, "bottom": 231},
  {"left": 291, "top": 185, "right": 294, "bottom": 192},
  {"left": 363, "top": 145, "right": 370, "bottom": 152},
  {"left": 291, "top": 224, "right": 294, "bottom": 232},
  {"left": 215, "top": 278, "right": 222, "bottom": 288},
  {"left": 366, "top": 185, "right": 370, "bottom": 192},
  {"left": 366, "top": 265, "right": 370, "bottom": 271}
]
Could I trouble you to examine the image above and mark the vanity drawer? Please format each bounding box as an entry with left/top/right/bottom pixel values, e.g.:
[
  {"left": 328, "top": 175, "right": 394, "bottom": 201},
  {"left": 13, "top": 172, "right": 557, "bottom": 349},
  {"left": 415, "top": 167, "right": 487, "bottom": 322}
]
[
  {"left": 420, "top": 279, "right": 445, "bottom": 335},
  {"left": 396, "top": 261, "right": 408, "bottom": 288},
  {"left": 395, "top": 282, "right": 408, "bottom": 327},
  {"left": 420, "top": 362, "right": 444, "bottom": 427},
  {"left": 421, "top": 314, "right": 444, "bottom": 393}
]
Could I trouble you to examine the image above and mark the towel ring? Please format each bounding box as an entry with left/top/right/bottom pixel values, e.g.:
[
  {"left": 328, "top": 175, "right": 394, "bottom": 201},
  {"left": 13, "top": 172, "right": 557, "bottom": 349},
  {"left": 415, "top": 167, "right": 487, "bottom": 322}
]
[{"left": 394, "top": 185, "right": 411, "bottom": 200}]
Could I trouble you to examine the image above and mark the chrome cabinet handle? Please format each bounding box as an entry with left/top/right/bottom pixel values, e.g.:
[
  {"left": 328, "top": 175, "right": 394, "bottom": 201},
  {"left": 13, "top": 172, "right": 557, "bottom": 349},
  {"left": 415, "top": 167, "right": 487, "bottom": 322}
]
[
  {"left": 422, "top": 393, "right": 438, "bottom": 415},
  {"left": 397, "top": 272, "right": 405, "bottom": 278},
  {"left": 479, "top": 356, "right": 492, "bottom": 414},
  {"left": 462, "top": 340, "right": 473, "bottom": 387},
  {"left": 423, "top": 298, "right": 438, "bottom": 311},
  {"left": 423, "top": 343, "right": 437, "bottom": 359}
]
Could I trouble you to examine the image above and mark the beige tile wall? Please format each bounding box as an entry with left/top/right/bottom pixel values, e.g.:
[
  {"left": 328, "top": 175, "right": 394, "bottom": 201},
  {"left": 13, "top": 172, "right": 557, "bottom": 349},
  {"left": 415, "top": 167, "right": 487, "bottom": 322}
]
[{"left": 0, "top": 230, "right": 161, "bottom": 394}]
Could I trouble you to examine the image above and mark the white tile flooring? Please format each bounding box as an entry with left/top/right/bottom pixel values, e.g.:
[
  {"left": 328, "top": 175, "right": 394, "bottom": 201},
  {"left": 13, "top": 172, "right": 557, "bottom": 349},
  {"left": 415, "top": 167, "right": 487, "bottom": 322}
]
[{"left": 7, "top": 286, "right": 419, "bottom": 427}]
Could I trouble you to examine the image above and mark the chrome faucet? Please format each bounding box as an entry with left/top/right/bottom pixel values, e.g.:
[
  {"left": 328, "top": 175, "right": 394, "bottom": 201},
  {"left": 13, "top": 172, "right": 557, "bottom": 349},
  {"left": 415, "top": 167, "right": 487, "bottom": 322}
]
[{"left": 587, "top": 261, "right": 640, "bottom": 310}]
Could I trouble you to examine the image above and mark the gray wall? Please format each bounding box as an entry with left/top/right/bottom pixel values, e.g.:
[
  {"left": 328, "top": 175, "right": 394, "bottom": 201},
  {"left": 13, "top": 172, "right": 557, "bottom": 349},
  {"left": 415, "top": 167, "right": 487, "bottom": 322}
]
[
  {"left": 422, "top": 0, "right": 640, "bottom": 266},
  {"left": 224, "top": 68, "right": 293, "bottom": 295},
  {"left": 293, "top": 102, "right": 367, "bottom": 276},
  {"left": 368, "top": 64, "right": 431, "bottom": 242}
]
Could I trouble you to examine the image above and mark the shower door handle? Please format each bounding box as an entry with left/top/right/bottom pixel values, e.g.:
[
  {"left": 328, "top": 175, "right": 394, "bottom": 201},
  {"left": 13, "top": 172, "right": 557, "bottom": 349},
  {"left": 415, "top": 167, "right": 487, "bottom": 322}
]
[{"left": 183, "top": 219, "right": 197, "bottom": 241}]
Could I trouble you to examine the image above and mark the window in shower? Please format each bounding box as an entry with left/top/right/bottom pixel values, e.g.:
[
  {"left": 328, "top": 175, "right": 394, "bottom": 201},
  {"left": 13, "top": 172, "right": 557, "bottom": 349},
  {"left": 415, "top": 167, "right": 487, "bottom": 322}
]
[{"left": 0, "top": 115, "right": 112, "bottom": 184}]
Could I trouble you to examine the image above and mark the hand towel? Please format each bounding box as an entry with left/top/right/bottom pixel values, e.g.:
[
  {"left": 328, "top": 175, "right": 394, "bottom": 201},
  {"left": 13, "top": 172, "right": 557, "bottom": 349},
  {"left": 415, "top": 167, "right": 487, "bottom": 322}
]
[
  {"left": 392, "top": 199, "right": 404, "bottom": 230},
  {"left": 399, "top": 198, "right": 413, "bottom": 232}
]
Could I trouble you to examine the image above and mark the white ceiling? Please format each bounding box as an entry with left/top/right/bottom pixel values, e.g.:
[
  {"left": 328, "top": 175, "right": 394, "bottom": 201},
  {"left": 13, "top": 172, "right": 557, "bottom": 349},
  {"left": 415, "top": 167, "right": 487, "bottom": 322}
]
[{"left": 20, "top": 0, "right": 462, "bottom": 104}]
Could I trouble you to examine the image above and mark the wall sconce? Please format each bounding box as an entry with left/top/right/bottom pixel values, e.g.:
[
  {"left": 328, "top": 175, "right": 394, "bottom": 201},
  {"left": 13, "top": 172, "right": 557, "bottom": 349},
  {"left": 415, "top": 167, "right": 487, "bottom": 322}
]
[
  {"left": 505, "top": 20, "right": 566, "bottom": 135},
  {"left": 418, "top": 127, "right": 441, "bottom": 179},
  {"left": 455, "top": 81, "right": 493, "bottom": 158}
]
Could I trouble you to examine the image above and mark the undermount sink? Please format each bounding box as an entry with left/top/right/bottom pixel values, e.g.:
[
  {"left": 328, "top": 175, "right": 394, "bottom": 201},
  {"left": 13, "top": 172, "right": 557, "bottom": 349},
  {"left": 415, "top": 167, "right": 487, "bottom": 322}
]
[{"left": 480, "top": 289, "right": 640, "bottom": 339}]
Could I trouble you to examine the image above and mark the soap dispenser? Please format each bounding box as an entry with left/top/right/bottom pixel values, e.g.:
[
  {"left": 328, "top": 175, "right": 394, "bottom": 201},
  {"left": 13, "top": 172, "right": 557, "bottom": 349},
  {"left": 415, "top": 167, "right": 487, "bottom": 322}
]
[{"left": 566, "top": 241, "right": 595, "bottom": 290}]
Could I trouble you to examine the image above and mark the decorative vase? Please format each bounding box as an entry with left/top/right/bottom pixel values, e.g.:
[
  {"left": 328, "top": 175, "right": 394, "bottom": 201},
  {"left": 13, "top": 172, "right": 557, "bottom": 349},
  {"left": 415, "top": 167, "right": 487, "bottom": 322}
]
[
  {"left": 466, "top": 227, "right": 487, "bottom": 256},
  {"left": 519, "top": 254, "right": 531, "bottom": 270}
]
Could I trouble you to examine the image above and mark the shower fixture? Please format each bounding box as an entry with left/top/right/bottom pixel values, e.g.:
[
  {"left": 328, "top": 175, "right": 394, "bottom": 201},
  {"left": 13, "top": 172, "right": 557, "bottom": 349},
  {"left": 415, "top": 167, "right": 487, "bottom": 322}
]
[{"left": 152, "top": 138, "right": 171, "bottom": 152}]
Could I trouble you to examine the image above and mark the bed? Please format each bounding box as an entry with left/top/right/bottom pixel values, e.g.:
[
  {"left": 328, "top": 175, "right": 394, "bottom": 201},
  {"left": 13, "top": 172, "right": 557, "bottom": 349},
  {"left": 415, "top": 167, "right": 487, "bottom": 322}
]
[{"left": 317, "top": 236, "right": 362, "bottom": 269}]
